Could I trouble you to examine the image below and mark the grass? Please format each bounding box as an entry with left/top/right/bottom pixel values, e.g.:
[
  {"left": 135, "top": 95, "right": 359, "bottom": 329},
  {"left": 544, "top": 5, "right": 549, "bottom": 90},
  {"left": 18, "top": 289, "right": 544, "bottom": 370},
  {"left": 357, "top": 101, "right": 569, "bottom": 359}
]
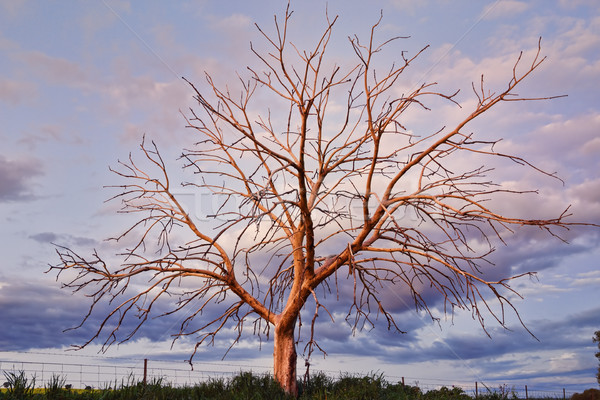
[
  {"left": 0, "top": 369, "right": 568, "bottom": 399},
  {"left": 2, "top": 370, "right": 36, "bottom": 399}
]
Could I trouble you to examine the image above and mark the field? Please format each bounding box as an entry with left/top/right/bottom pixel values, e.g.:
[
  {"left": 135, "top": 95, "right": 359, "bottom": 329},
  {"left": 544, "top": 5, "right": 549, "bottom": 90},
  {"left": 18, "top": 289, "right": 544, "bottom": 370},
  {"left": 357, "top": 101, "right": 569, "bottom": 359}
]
[{"left": 0, "top": 369, "right": 577, "bottom": 400}]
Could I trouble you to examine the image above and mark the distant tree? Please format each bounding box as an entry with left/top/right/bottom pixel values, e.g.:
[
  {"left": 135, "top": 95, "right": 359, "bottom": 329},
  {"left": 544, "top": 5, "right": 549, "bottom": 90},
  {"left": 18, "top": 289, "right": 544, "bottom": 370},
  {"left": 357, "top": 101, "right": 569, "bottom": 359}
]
[
  {"left": 50, "top": 5, "right": 590, "bottom": 397},
  {"left": 594, "top": 331, "right": 600, "bottom": 385}
]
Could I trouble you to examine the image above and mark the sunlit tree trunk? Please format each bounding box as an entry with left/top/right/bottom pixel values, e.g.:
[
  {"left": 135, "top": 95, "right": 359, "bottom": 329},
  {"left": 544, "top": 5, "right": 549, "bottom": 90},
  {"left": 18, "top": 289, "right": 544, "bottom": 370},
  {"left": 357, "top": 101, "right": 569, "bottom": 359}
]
[{"left": 273, "top": 318, "right": 298, "bottom": 397}]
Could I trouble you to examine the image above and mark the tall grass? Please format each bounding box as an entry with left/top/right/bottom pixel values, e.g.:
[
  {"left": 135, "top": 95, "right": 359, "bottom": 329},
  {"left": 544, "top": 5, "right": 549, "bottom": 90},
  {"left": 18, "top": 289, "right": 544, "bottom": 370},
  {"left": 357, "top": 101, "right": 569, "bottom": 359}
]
[
  {"left": 44, "top": 374, "right": 67, "bottom": 400},
  {"left": 0, "top": 369, "right": 566, "bottom": 399},
  {"left": 2, "top": 370, "right": 36, "bottom": 399}
]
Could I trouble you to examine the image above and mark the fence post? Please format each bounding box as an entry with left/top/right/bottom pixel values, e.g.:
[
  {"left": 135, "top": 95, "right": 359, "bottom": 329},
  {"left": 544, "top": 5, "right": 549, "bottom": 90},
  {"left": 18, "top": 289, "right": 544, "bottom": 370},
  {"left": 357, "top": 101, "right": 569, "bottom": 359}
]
[
  {"left": 525, "top": 384, "right": 528, "bottom": 400},
  {"left": 143, "top": 359, "right": 148, "bottom": 386},
  {"left": 563, "top": 388, "right": 566, "bottom": 400},
  {"left": 402, "top": 377, "right": 405, "bottom": 386},
  {"left": 475, "top": 382, "right": 478, "bottom": 399}
]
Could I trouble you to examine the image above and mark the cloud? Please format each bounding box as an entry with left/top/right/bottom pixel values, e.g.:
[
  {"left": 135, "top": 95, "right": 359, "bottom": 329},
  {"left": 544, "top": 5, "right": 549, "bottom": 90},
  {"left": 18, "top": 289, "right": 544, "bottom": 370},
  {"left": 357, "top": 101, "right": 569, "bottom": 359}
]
[
  {"left": 397, "top": 41, "right": 600, "bottom": 281},
  {"left": 390, "top": 0, "right": 430, "bottom": 15},
  {"left": 102, "top": 78, "right": 191, "bottom": 146},
  {"left": 365, "top": 305, "right": 600, "bottom": 367},
  {"left": 481, "top": 13, "right": 600, "bottom": 101},
  {"left": 78, "top": 0, "right": 131, "bottom": 40},
  {"left": 567, "top": 178, "right": 600, "bottom": 227},
  {"left": 0, "top": 154, "right": 42, "bottom": 202},
  {"left": 16, "top": 123, "right": 86, "bottom": 151},
  {"left": 0, "top": 0, "right": 29, "bottom": 19},
  {"left": 29, "top": 232, "right": 59, "bottom": 243},
  {"left": 208, "top": 13, "right": 252, "bottom": 32},
  {"left": 559, "top": 0, "right": 599, "bottom": 8},
  {"left": 200, "top": 12, "right": 255, "bottom": 67},
  {"left": 0, "top": 280, "right": 88, "bottom": 350},
  {"left": 531, "top": 113, "right": 600, "bottom": 178},
  {"left": 294, "top": 283, "right": 600, "bottom": 372},
  {"left": 0, "top": 275, "right": 233, "bottom": 354},
  {"left": 11, "top": 47, "right": 192, "bottom": 150},
  {"left": 0, "top": 79, "right": 37, "bottom": 105},
  {"left": 0, "top": 31, "right": 18, "bottom": 51},
  {"left": 481, "top": 1, "right": 530, "bottom": 20},
  {"left": 18, "top": 51, "right": 90, "bottom": 87},
  {"left": 568, "top": 270, "right": 600, "bottom": 287},
  {"left": 489, "top": 232, "right": 590, "bottom": 275},
  {"left": 540, "top": 307, "right": 600, "bottom": 332},
  {"left": 29, "top": 232, "right": 97, "bottom": 247}
]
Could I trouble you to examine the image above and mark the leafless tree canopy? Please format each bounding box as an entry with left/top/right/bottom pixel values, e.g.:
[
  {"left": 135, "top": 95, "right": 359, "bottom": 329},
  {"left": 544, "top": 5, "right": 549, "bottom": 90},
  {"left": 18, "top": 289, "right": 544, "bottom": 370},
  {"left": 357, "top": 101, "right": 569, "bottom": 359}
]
[
  {"left": 594, "top": 331, "right": 600, "bottom": 384},
  {"left": 50, "top": 6, "right": 583, "bottom": 396}
]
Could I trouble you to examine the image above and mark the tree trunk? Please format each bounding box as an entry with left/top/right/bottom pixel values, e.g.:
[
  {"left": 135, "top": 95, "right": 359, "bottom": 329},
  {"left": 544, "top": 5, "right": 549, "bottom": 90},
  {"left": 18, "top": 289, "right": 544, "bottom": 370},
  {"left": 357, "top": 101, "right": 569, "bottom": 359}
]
[{"left": 273, "top": 320, "right": 298, "bottom": 397}]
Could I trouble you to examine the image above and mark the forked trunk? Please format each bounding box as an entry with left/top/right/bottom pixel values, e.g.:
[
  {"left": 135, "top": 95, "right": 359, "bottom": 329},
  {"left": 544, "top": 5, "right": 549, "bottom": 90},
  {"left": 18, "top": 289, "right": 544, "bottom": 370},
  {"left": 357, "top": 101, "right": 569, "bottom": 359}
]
[{"left": 273, "top": 321, "right": 298, "bottom": 397}]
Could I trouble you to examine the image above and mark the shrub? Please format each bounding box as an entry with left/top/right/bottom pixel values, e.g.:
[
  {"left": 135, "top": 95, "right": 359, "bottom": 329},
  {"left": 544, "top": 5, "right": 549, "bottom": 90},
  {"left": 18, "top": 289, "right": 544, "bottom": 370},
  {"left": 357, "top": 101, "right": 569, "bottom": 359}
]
[
  {"left": 327, "top": 372, "right": 387, "bottom": 400},
  {"left": 298, "top": 371, "right": 333, "bottom": 398},
  {"left": 423, "top": 386, "right": 471, "bottom": 400},
  {"left": 228, "top": 371, "right": 289, "bottom": 400},
  {"left": 571, "top": 388, "right": 600, "bottom": 400},
  {"left": 479, "top": 384, "right": 519, "bottom": 400},
  {"left": 383, "top": 381, "right": 423, "bottom": 400}
]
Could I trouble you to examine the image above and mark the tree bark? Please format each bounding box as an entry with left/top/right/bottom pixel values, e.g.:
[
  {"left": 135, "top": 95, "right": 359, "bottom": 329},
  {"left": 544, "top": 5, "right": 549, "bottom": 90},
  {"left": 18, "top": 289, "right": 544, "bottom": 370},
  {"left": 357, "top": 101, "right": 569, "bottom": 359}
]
[{"left": 273, "top": 320, "right": 298, "bottom": 397}]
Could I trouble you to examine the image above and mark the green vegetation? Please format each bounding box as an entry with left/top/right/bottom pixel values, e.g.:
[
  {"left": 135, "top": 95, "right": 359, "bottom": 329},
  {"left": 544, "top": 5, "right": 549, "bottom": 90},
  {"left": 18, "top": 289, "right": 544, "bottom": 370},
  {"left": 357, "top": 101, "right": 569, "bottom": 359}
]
[
  {"left": 2, "top": 370, "right": 36, "bottom": 399},
  {"left": 0, "top": 369, "right": 567, "bottom": 399}
]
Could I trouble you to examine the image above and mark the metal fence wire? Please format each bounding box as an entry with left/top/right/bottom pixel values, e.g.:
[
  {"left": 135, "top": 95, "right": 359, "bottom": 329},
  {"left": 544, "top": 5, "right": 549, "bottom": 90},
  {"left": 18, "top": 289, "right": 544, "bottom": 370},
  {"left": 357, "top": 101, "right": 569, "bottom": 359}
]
[{"left": 0, "top": 357, "right": 580, "bottom": 399}]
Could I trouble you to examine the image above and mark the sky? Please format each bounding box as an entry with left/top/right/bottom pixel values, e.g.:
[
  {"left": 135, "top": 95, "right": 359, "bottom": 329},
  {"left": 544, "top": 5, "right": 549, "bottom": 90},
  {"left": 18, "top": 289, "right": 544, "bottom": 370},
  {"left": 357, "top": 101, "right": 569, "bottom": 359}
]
[{"left": 1, "top": 0, "right": 599, "bottom": 394}]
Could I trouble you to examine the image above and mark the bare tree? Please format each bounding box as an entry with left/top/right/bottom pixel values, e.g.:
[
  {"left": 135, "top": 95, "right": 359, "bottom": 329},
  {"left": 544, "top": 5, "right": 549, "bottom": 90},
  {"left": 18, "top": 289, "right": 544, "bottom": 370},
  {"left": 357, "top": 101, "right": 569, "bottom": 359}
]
[
  {"left": 594, "top": 331, "right": 600, "bottom": 385},
  {"left": 50, "top": 6, "right": 586, "bottom": 396}
]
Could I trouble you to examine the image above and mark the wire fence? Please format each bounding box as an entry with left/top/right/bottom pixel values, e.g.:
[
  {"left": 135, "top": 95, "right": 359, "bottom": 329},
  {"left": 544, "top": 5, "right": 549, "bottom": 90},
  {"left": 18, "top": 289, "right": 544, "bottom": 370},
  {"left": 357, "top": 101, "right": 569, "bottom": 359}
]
[
  {"left": 0, "top": 357, "right": 258, "bottom": 389},
  {"left": 0, "top": 355, "right": 579, "bottom": 399}
]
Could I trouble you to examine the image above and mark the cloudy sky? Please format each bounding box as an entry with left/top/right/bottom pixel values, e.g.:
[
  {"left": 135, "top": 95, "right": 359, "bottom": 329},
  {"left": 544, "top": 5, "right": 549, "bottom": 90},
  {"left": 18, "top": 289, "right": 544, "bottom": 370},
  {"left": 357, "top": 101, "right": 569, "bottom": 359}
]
[{"left": 1, "top": 0, "right": 599, "bottom": 393}]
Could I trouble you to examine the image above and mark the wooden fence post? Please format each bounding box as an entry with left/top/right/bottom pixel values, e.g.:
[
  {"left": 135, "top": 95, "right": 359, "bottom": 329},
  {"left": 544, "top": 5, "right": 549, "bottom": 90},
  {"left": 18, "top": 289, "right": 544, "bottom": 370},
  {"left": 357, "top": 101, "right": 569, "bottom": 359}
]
[
  {"left": 475, "top": 381, "right": 478, "bottom": 399},
  {"left": 143, "top": 359, "right": 148, "bottom": 386},
  {"left": 525, "top": 384, "right": 528, "bottom": 399}
]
